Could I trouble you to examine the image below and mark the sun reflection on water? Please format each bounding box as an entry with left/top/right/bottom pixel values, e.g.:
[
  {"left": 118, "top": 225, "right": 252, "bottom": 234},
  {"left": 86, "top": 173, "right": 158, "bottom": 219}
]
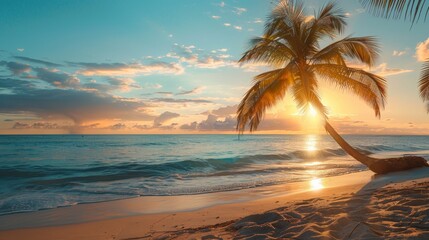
[{"left": 305, "top": 135, "right": 318, "bottom": 152}]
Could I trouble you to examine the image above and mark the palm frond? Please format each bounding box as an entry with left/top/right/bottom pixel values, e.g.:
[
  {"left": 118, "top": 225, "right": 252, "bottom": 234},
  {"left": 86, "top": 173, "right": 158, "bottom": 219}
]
[
  {"left": 312, "top": 64, "right": 387, "bottom": 117},
  {"left": 360, "top": 0, "right": 429, "bottom": 24},
  {"left": 312, "top": 36, "right": 380, "bottom": 67},
  {"left": 305, "top": 2, "right": 347, "bottom": 49},
  {"left": 291, "top": 70, "right": 329, "bottom": 117},
  {"left": 419, "top": 60, "right": 429, "bottom": 112},
  {"left": 239, "top": 37, "right": 295, "bottom": 67},
  {"left": 236, "top": 64, "right": 295, "bottom": 133}
]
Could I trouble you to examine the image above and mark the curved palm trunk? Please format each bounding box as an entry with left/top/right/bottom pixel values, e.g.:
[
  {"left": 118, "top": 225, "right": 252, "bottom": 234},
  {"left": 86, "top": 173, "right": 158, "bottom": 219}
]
[
  {"left": 325, "top": 121, "right": 428, "bottom": 174},
  {"left": 324, "top": 121, "right": 373, "bottom": 166}
]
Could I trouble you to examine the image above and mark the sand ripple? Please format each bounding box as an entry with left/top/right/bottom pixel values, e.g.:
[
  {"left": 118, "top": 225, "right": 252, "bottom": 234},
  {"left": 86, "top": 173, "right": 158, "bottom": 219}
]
[{"left": 153, "top": 180, "right": 429, "bottom": 240}]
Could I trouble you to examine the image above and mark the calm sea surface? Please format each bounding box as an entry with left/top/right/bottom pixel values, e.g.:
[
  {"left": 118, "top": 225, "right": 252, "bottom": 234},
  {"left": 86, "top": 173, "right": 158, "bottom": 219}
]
[{"left": 0, "top": 134, "right": 428, "bottom": 215}]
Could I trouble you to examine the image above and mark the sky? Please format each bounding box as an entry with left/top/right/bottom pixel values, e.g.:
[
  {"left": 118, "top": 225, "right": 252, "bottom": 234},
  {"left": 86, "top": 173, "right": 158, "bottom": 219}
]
[{"left": 0, "top": 0, "right": 428, "bottom": 134}]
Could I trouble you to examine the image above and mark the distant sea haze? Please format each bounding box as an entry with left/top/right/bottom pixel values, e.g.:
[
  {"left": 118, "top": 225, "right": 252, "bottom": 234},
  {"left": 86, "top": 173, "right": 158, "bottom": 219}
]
[{"left": 0, "top": 134, "right": 428, "bottom": 215}]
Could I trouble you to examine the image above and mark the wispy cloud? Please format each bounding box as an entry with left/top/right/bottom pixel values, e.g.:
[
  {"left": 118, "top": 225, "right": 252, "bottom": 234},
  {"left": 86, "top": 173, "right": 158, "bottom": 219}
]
[
  {"left": 233, "top": 7, "right": 247, "bottom": 15},
  {"left": 234, "top": 26, "right": 242, "bottom": 31},
  {"left": 14, "top": 56, "right": 62, "bottom": 67},
  {"left": 169, "top": 44, "right": 235, "bottom": 69},
  {"left": 84, "top": 77, "right": 140, "bottom": 92},
  {"left": 176, "top": 86, "right": 206, "bottom": 95},
  {"left": 347, "top": 62, "right": 413, "bottom": 77},
  {"left": 393, "top": 50, "right": 407, "bottom": 56},
  {"left": 252, "top": 18, "right": 263, "bottom": 23},
  {"left": 150, "top": 98, "right": 212, "bottom": 103},
  {"left": 71, "top": 61, "right": 184, "bottom": 76},
  {"left": 224, "top": 23, "right": 231, "bottom": 27},
  {"left": 211, "top": 15, "right": 221, "bottom": 19},
  {"left": 374, "top": 63, "right": 413, "bottom": 76}
]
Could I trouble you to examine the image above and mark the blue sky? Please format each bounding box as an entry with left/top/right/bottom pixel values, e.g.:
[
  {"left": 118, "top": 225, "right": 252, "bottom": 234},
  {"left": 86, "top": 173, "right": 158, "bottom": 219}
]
[{"left": 0, "top": 0, "right": 428, "bottom": 134}]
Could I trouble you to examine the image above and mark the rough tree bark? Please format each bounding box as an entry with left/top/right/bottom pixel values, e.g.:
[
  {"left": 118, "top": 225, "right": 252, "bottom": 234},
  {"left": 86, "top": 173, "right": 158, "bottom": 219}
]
[{"left": 325, "top": 121, "right": 428, "bottom": 174}]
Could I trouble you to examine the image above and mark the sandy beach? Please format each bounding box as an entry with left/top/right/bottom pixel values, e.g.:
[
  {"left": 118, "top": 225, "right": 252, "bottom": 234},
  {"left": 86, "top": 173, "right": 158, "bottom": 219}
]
[{"left": 1, "top": 167, "right": 429, "bottom": 240}]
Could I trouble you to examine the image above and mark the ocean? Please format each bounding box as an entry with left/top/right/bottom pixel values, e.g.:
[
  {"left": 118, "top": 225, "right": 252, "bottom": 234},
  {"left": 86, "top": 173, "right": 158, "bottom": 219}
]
[{"left": 0, "top": 134, "right": 428, "bottom": 215}]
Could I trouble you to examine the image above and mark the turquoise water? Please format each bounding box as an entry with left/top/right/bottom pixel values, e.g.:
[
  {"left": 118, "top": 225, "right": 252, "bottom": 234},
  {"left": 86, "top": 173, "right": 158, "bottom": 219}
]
[{"left": 0, "top": 134, "right": 428, "bottom": 215}]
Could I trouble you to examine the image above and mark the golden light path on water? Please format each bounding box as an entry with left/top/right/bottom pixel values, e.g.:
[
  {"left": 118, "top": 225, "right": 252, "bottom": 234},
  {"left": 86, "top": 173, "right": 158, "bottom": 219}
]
[
  {"left": 304, "top": 135, "right": 325, "bottom": 191},
  {"left": 305, "top": 134, "right": 318, "bottom": 152}
]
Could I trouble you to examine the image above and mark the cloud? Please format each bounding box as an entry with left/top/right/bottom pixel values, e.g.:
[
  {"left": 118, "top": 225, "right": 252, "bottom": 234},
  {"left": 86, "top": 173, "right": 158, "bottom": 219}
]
[
  {"left": 180, "top": 114, "right": 236, "bottom": 131},
  {"left": 150, "top": 98, "right": 212, "bottom": 103},
  {"left": 33, "top": 68, "right": 80, "bottom": 88},
  {"left": 11, "top": 121, "right": 106, "bottom": 133},
  {"left": 233, "top": 7, "right": 247, "bottom": 15},
  {"left": 347, "top": 62, "right": 413, "bottom": 77},
  {"left": 234, "top": 26, "right": 242, "bottom": 31},
  {"left": 109, "top": 123, "right": 127, "bottom": 130},
  {"left": 176, "top": 86, "right": 205, "bottom": 95},
  {"left": 153, "top": 111, "right": 180, "bottom": 127},
  {"left": 17, "top": 48, "right": 24, "bottom": 52},
  {"left": 393, "top": 50, "right": 407, "bottom": 57},
  {"left": 202, "top": 104, "right": 237, "bottom": 117},
  {"left": 0, "top": 78, "right": 154, "bottom": 124},
  {"left": 180, "top": 114, "right": 300, "bottom": 132},
  {"left": 155, "top": 91, "right": 173, "bottom": 96},
  {"left": 224, "top": 23, "right": 231, "bottom": 27},
  {"left": 170, "top": 44, "right": 235, "bottom": 69},
  {"left": 14, "top": 56, "right": 62, "bottom": 67},
  {"left": 84, "top": 77, "right": 140, "bottom": 92},
  {"left": 192, "top": 56, "right": 233, "bottom": 68},
  {"left": 373, "top": 63, "right": 413, "bottom": 76},
  {"left": 219, "top": 1, "right": 225, "bottom": 7},
  {"left": 12, "top": 122, "right": 70, "bottom": 130},
  {"left": 70, "top": 61, "right": 184, "bottom": 76},
  {"left": 180, "top": 121, "right": 198, "bottom": 130},
  {"left": 253, "top": 18, "right": 263, "bottom": 23},
  {"left": 212, "top": 15, "right": 221, "bottom": 19},
  {"left": 0, "top": 61, "right": 31, "bottom": 75},
  {"left": 416, "top": 37, "right": 429, "bottom": 62}
]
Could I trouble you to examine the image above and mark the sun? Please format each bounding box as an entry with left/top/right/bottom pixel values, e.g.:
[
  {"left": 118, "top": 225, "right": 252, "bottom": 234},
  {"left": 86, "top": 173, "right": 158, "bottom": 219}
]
[{"left": 308, "top": 104, "right": 317, "bottom": 117}]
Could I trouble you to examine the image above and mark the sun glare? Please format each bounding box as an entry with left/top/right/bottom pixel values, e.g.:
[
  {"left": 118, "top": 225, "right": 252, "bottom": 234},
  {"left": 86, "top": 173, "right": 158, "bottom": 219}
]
[
  {"left": 310, "top": 178, "right": 324, "bottom": 191},
  {"left": 308, "top": 104, "right": 317, "bottom": 117}
]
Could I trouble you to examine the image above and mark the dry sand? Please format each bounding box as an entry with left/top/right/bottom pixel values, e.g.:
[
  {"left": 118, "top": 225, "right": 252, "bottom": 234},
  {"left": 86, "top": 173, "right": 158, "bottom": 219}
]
[
  {"left": 159, "top": 178, "right": 429, "bottom": 240},
  {"left": 1, "top": 167, "right": 429, "bottom": 240}
]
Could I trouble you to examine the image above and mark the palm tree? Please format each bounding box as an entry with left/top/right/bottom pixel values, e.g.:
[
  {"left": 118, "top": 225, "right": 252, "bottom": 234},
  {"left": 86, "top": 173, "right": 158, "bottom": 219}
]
[
  {"left": 359, "top": 0, "right": 429, "bottom": 111},
  {"left": 236, "top": 0, "right": 428, "bottom": 174}
]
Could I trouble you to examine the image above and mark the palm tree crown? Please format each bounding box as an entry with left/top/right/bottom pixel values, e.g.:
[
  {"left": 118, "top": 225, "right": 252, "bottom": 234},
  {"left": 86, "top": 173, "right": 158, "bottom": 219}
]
[{"left": 236, "top": 0, "right": 387, "bottom": 133}]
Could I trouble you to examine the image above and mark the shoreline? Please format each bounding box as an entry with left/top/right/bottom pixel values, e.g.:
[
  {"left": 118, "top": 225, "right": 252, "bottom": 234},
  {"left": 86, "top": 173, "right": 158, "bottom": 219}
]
[{"left": 1, "top": 167, "right": 429, "bottom": 239}]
